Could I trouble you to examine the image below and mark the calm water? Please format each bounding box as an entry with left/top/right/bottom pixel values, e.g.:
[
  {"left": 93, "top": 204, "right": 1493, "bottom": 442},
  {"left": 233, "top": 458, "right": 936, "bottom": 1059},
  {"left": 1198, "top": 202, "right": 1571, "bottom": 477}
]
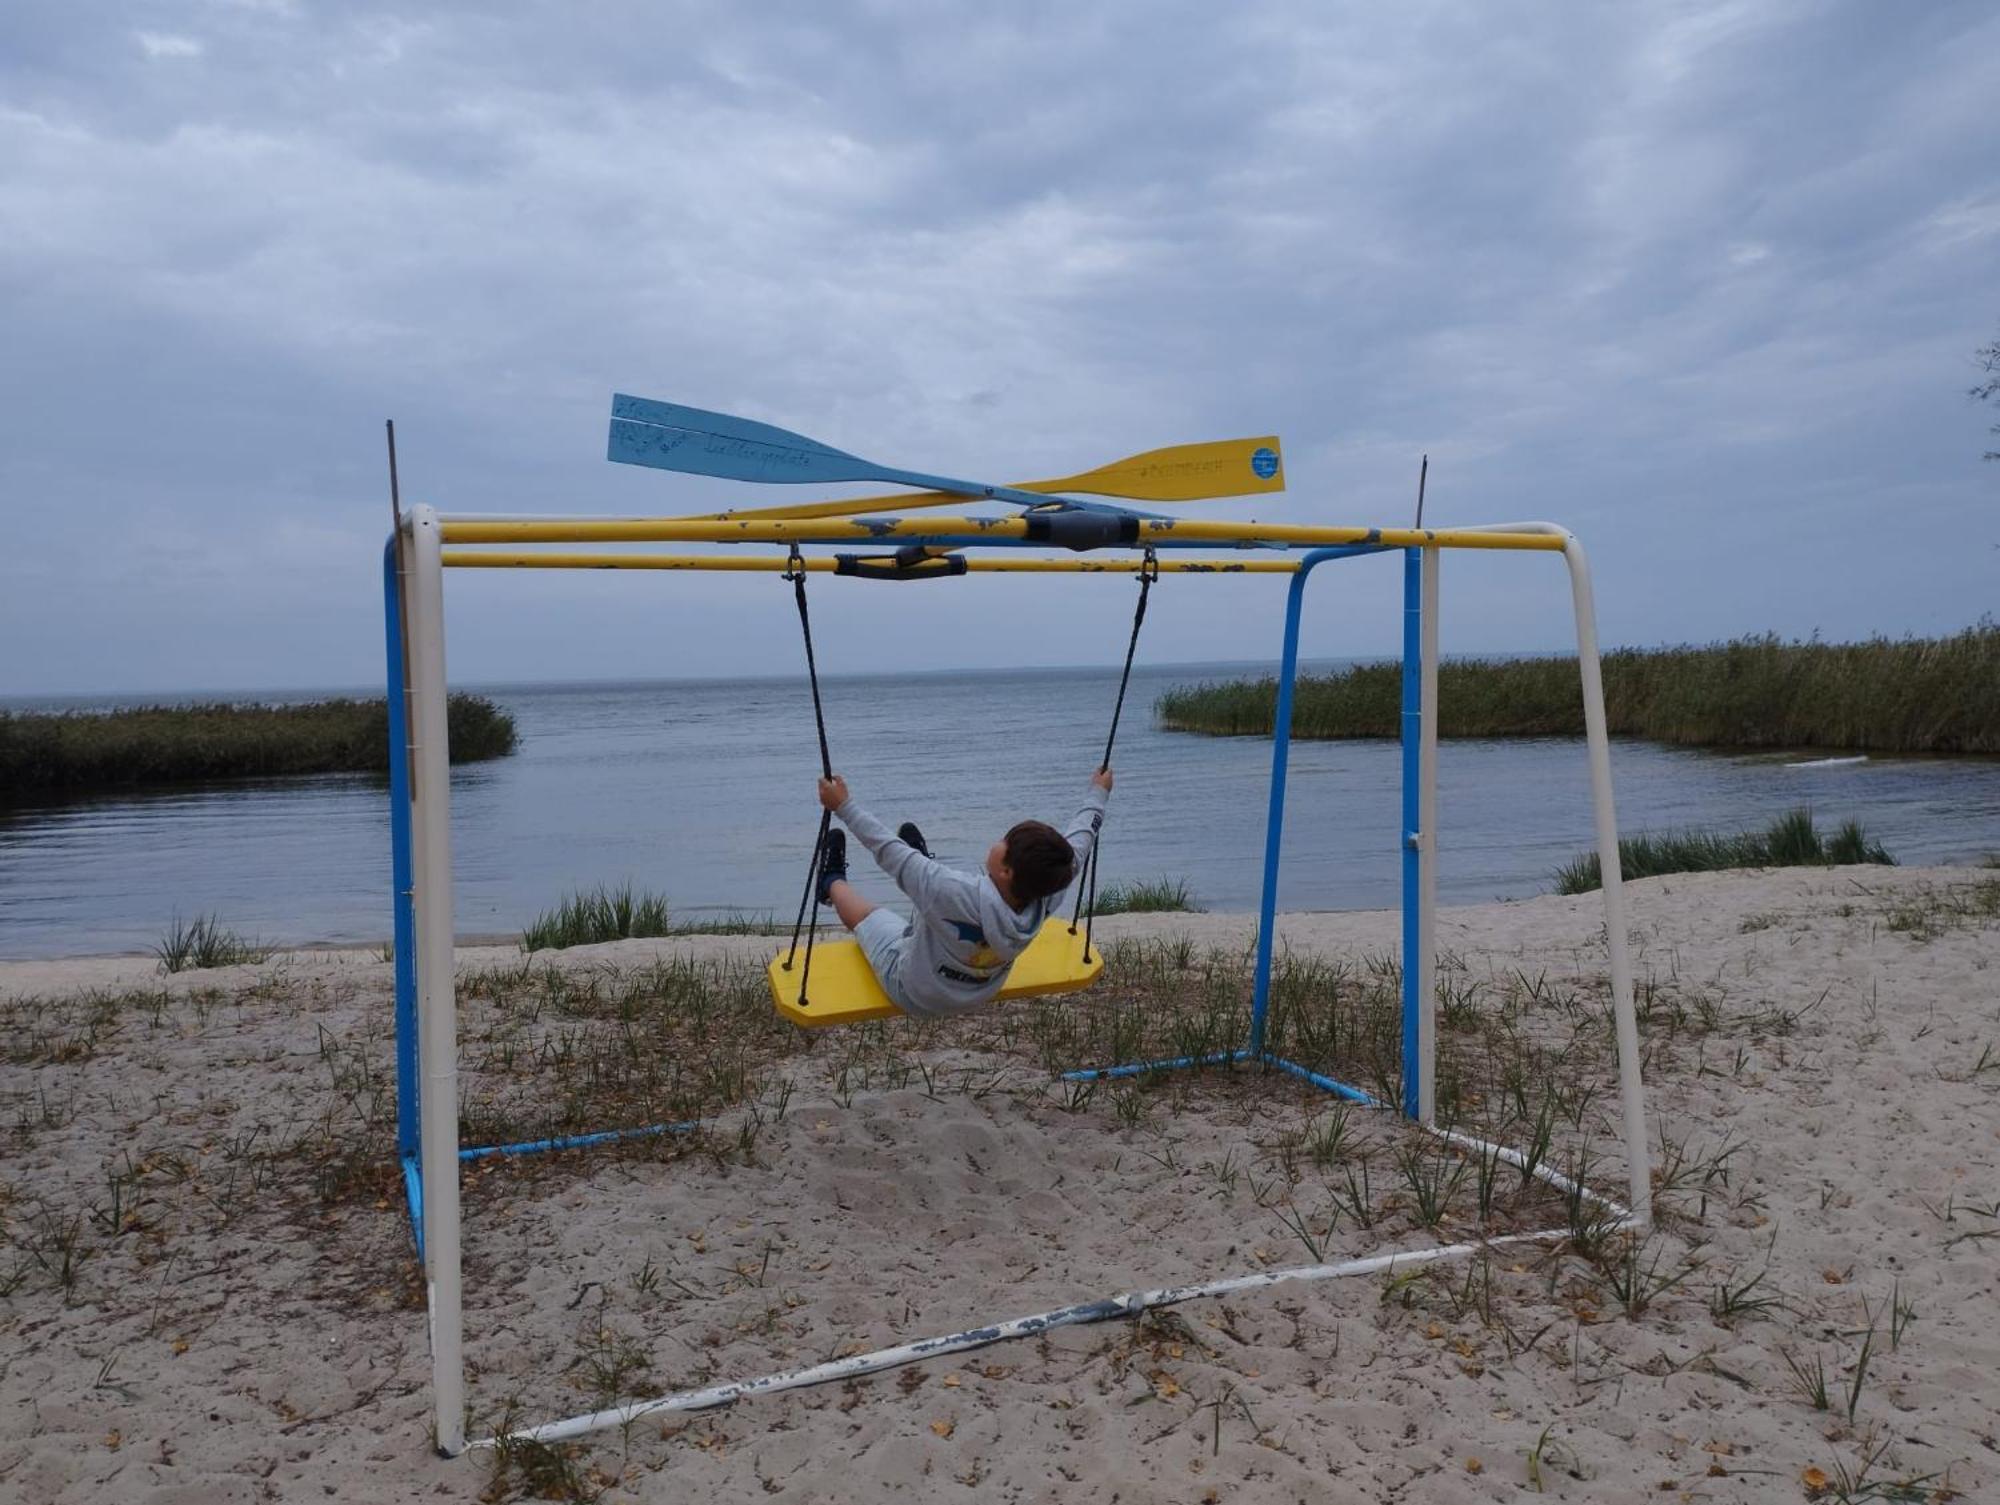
[{"left": 5, "top": 664, "right": 1999, "bottom": 959}]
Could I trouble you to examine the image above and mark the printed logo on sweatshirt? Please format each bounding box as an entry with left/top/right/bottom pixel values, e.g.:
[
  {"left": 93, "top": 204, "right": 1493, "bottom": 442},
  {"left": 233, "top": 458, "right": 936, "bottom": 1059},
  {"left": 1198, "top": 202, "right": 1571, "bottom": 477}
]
[{"left": 948, "top": 918, "right": 999, "bottom": 969}]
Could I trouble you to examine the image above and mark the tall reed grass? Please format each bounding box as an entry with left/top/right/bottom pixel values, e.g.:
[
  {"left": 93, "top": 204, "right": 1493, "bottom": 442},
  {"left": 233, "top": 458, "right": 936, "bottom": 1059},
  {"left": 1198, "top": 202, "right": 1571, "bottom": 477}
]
[
  {"left": 1553, "top": 808, "right": 1894, "bottom": 894},
  {"left": 1156, "top": 622, "right": 2000, "bottom": 753},
  {"left": 0, "top": 694, "right": 517, "bottom": 797}
]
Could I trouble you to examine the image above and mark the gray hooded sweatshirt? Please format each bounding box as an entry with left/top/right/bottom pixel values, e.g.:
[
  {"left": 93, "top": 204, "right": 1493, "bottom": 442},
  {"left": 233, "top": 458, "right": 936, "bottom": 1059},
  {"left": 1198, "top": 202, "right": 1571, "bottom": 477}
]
[{"left": 834, "top": 782, "right": 1109, "bottom": 1018}]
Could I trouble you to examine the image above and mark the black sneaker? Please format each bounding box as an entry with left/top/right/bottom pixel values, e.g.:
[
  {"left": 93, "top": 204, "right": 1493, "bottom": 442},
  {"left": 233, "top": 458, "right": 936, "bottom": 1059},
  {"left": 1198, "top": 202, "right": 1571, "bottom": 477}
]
[
  {"left": 897, "top": 822, "right": 932, "bottom": 858},
  {"left": 815, "top": 828, "right": 848, "bottom": 903}
]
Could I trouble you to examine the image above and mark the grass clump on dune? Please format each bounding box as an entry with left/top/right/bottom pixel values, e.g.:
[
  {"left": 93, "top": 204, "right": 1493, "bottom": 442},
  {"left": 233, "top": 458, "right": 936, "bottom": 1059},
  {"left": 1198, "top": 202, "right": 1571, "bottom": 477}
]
[
  {"left": 154, "top": 914, "right": 267, "bottom": 973},
  {"left": 1092, "top": 876, "right": 1204, "bottom": 915},
  {"left": 1156, "top": 621, "right": 2000, "bottom": 754},
  {"left": 0, "top": 694, "right": 517, "bottom": 797},
  {"left": 521, "top": 885, "right": 676, "bottom": 951},
  {"left": 1553, "top": 808, "right": 1894, "bottom": 895},
  {"left": 519, "top": 885, "right": 780, "bottom": 951}
]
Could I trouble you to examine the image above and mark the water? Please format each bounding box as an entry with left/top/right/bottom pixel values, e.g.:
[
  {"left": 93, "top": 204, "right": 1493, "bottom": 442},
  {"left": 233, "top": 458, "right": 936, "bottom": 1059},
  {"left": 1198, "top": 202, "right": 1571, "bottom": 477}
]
[{"left": 5, "top": 664, "right": 1999, "bottom": 959}]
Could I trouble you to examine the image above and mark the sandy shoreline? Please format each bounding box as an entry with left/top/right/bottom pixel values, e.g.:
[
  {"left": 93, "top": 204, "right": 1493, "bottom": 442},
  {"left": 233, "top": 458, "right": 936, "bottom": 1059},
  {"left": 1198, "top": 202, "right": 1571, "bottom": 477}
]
[{"left": 3, "top": 865, "right": 1997, "bottom": 1502}]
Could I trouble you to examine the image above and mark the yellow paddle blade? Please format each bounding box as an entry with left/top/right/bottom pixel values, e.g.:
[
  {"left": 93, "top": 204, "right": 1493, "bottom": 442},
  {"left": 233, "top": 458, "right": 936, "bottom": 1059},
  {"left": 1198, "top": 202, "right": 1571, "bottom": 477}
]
[
  {"left": 680, "top": 437, "right": 1284, "bottom": 521},
  {"left": 1052, "top": 436, "right": 1285, "bottom": 502}
]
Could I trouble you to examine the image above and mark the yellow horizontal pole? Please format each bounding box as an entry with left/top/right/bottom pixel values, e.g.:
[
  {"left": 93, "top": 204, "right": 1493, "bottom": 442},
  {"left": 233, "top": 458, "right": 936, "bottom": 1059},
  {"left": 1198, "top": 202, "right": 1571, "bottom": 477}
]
[
  {"left": 440, "top": 551, "right": 1304, "bottom": 574},
  {"left": 440, "top": 515, "right": 1567, "bottom": 552}
]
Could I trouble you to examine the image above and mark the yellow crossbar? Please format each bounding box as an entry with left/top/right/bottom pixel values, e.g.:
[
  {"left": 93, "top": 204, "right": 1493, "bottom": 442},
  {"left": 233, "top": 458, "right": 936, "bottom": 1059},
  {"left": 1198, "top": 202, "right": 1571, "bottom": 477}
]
[
  {"left": 440, "top": 551, "right": 1302, "bottom": 573},
  {"left": 440, "top": 516, "right": 1567, "bottom": 551}
]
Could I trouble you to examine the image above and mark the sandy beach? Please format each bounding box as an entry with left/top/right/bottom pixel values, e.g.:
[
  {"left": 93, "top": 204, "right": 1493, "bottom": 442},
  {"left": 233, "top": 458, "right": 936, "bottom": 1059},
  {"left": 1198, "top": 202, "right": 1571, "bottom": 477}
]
[{"left": 3, "top": 864, "right": 1996, "bottom": 1503}]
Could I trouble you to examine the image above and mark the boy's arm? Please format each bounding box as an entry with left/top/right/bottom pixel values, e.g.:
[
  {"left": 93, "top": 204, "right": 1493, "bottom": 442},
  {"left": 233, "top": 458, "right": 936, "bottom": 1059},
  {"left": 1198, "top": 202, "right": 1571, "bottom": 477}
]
[
  {"left": 1062, "top": 776, "right": 1112, "bottom": 876},
  {"left": 834, "top": 797, "right": 960, "bottom": 915}
]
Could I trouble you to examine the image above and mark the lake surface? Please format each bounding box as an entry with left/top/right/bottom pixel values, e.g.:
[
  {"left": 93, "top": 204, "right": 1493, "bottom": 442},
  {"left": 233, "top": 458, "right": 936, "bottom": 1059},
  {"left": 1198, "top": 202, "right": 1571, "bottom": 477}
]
[{"left": 5, "top": 663, "right": 1999, "bottom": 959}]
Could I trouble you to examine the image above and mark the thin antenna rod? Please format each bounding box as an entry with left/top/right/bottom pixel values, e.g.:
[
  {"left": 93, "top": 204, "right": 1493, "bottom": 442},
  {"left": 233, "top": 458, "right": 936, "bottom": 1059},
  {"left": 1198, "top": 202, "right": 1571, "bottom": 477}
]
[
  {"left": 1413, "top": 454, "right": 1428, "bottom": 529},
  {"left": 387, "top": 420, "right": 404, "bottom": 531}
]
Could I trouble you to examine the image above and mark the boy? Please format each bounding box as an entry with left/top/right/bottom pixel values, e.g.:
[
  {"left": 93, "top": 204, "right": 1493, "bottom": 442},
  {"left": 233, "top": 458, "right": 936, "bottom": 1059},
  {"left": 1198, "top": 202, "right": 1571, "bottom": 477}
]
[{"left": 811, "top": 766, "right": 1114, "bottom": 1018}]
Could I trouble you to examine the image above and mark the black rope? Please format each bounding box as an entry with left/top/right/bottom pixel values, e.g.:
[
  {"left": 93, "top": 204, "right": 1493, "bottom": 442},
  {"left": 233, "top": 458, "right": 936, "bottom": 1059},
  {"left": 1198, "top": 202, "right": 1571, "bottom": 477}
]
[
  {"left": 792, "top": 549, "right": 834, "bottom": 781},
  {"left": 784, "top": 808, "right": 831, "bottom": 968},
  {"left": 1099, "top": 549, "right": 1157, "bottom": 770},
  {"left": 782, "top": 548, "right": 834, "bottom": 1007},
  {"left": 1072, "top": 550, "right": 1158, "bottom": 959}
]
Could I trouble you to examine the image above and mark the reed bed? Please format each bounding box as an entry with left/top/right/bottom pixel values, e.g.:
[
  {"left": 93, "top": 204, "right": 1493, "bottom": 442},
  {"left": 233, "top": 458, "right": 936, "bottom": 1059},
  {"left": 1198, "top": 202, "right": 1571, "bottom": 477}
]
[
  {"left": 0, "top": 694, "right": 517, "bottom": 796},
  {"left": 1156, "top": 621, "right": 2000, "bottom": 753},
  {"left": 1553, "top": 808, "right": 1894, "bottom": 894}
]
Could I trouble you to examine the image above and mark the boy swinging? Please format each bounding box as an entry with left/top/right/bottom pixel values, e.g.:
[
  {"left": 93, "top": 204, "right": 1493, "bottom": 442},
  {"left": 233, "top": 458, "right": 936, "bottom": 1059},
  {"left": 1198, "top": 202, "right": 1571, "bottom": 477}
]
[{"left": 808, "top": 766, "right": 1114, "bottom": 1018}]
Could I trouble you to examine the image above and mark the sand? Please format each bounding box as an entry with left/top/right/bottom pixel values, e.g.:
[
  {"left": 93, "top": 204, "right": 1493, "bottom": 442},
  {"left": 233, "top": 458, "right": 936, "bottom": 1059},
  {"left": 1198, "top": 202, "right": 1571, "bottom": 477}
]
[{"left": 2, "top": 865, "right": 1996, "bottom": 1503}]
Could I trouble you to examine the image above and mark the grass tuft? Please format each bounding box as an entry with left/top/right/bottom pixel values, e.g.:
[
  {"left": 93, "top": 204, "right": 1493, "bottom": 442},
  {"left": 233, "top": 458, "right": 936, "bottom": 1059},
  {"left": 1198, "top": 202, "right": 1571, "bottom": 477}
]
[
  {"left": 1156, "top": 620, "right": 2000, "bottom": 753},
  {"left": 1092, "top": 876, "right": 1203, "bottom": 915},
  {"left": 1553, "top": 808, "right": 1894, "bottom": 895},
  {"left": 154, "top": 914, "right": 266, "bottom": 973},
  {"left": 521, "top": 885, "right": 676, "bottom": 951},
  {"left": 519, "top": 887, "right": 782, "bottom": 951}
]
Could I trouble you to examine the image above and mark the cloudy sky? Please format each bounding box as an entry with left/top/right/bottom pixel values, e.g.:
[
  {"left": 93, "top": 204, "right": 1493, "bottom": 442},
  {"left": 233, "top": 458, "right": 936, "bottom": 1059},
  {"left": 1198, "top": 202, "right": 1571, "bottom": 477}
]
[{"left": 2, "top": 1, "right": 1995, "bottom": 695}]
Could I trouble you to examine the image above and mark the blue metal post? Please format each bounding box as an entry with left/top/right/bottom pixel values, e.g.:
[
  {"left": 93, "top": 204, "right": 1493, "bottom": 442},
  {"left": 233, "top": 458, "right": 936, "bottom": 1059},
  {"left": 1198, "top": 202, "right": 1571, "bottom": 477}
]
[
  {"left": 1399, "top": 549, "right": 1422, "bottom": 1120},
  {"left": 1246, "top": 570, "right": 1309, "bottom": 1054},
  {"left": 383, "top": 539, "right": 422, "bottom": 1250},
  {"left": 1244, "top": 545, "right": 1383, "bottom": 1055}
]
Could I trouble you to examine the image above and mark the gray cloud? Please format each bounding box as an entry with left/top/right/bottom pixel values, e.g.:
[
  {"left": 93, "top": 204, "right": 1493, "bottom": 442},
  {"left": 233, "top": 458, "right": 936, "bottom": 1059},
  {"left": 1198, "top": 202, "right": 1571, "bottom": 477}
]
[{"left": 2, "top": 0, "right": 1995, "bottom": 694}]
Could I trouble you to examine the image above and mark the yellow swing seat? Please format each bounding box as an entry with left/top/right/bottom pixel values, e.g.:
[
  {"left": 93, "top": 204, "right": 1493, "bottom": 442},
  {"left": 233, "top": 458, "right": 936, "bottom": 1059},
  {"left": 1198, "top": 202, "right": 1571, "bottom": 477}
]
[{"left": 769, "top": 917, "right": 1104, "bottom": 1028}]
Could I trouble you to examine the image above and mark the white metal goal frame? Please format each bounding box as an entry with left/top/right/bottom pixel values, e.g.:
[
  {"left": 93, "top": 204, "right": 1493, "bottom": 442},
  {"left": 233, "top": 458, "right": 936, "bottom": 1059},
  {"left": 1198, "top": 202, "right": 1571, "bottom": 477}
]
[{"left": 385, "top": 503, "right": 1649, "bottom": 1456}]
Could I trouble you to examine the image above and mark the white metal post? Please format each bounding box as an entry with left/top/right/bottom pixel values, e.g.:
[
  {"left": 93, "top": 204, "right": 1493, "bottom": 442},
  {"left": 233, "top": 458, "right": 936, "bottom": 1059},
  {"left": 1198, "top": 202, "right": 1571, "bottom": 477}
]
[
  {"left": 1562, "top": 535, "right": 1651, "bottom": 1229},
  {"left": 1416, "top": 547, "right": 1440, "bottom": 1124},
  {"left": 406, "top": 505, "right": 467, "bottom": 1453}
]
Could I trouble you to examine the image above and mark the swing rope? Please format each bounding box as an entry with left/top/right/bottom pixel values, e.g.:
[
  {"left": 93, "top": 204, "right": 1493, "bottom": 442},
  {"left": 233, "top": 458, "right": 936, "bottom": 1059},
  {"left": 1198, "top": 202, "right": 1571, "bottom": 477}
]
[
  {"left": 1070, "top": 548, "right": 1158, "bottom": 961},
  {"left": 782, "top": 546, "right": 835, "bottom": 1006}
]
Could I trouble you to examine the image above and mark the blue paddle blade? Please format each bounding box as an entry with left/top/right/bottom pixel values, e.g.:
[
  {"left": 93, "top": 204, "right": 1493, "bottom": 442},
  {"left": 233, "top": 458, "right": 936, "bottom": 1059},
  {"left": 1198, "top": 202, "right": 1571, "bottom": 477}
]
[
  {"left": 606, "top": 393, "right": 1166, "bottom": 517},
  {"left": 609, "top": 394, "right": 875, "bottom": 486}
]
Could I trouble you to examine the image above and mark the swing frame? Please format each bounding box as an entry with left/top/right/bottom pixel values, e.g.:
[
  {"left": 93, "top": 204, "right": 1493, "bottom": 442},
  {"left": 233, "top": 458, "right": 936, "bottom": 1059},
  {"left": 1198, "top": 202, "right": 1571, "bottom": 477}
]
[{"left": 386, "top": 506, "right": 1650, "bottom": 1457}]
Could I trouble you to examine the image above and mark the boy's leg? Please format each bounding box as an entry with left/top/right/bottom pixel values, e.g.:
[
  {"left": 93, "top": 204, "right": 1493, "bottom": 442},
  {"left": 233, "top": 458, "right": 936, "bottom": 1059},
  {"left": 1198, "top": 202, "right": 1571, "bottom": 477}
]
[
  {"left": 815, "top": 829, "right": 875, "bottom": 932},
  {"left": 850, "top": 906, "right": 912, "bottom": 1009},
  {"left": 825, "top": 878, "right": 876, "bottom": 932},
  {"left": 811, "top": 825, "right": 909, "bottom": 1005}
]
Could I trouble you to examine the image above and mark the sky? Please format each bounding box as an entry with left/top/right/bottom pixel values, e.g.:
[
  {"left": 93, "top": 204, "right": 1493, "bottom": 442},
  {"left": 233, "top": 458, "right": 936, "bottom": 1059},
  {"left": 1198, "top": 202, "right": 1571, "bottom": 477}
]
[{"left": 2, "top": 1, "right": 1996, "bottom": 695}]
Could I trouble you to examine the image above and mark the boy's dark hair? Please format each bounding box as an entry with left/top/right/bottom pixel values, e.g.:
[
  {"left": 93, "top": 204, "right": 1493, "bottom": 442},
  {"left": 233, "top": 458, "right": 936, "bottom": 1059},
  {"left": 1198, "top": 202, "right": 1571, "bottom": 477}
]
[{"left": 1003, "top": 820, "right": 1075, "bottom": 904}]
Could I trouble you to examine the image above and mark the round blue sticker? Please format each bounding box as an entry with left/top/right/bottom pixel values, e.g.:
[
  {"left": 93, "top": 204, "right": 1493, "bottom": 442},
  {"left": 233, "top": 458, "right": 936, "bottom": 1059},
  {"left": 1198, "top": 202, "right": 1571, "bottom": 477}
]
[{"left": 1251, "top": 446, "right": 1279, "bottom": 479}]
